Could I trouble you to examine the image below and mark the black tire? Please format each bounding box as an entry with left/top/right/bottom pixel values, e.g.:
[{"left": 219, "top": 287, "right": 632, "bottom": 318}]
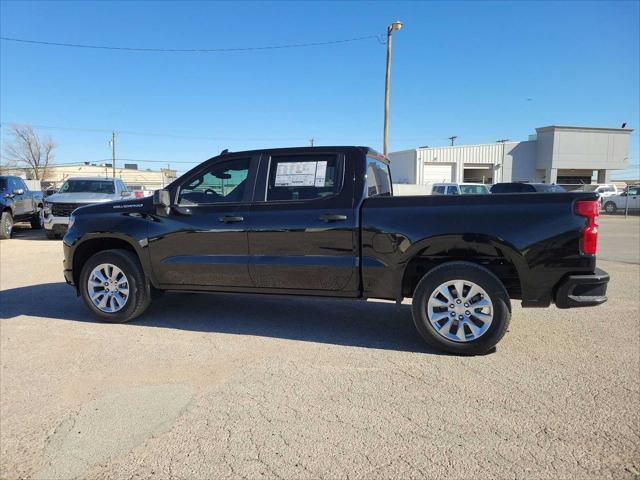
[
  {"left": 604, "top": 201, "right": 617, "bottom": 214},
  {"left": 0, "top": 211, "right": 13, "bottom": 239},
  {"left": 411, "top": 261, "right": 511, "bottom": 355},
  {"left": 30, "top": 208, "right": 44, "bottom": 229},
  {"left": 45, "top": 229, "right": 58, "bottom": 240},
  {"left": 79, "top": 249, "right": 151, "bottom": 323}
]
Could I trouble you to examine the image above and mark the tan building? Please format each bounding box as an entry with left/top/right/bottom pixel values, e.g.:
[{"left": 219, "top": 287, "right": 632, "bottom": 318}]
[
  {"left": 0, "top": 164, "right": 176, "bottom": 190},
  {"left": 1, "top": 163, "right": 177, "bottom": 192}
]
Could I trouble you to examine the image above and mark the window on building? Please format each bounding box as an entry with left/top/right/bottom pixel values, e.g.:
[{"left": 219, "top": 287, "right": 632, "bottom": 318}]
[{"left": 266, "top": 154, "right": 341, "bottom": 202}]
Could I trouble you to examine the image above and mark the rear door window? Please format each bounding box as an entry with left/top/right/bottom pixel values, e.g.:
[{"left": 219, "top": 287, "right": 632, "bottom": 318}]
[
  {"left": 366, "top": 157, "right": 392, "bottom": 197},
  {"left": 266, "top": 154, "right": 341, "bottom": 202},
  {"left": 447, "top": 186, "right": 460, "bottom": 195}
]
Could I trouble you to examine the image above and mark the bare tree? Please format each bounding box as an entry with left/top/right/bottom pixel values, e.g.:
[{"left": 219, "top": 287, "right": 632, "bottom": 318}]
[{"left": 2, "top": 124, "right": 56, "bottom": 180}]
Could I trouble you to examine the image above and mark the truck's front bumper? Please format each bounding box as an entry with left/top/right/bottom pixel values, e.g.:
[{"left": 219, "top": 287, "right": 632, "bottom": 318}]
[
  {"left": 44, "top": 214, "right": 69, "bottom": 234},
  {"left": 555, "top": 268, "right": 609, "bottom": 308}
]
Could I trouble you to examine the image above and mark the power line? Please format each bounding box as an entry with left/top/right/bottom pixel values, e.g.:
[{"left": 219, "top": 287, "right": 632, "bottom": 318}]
[
  {"left": 0, "top": 34, "right": 382, "bottom": 53},
  {"left": 0, "top": 122, "right": 311, "bottom": 141}
]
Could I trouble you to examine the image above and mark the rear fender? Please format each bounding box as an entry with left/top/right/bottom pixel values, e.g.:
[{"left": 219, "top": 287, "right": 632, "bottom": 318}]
[{"left": 398, "top": 234, "right": 531, "bottom": 299}]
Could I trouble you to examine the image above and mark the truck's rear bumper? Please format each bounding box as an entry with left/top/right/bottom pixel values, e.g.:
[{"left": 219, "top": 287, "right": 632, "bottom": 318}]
[{"left": 555, "top": 268, "right": 609, "bottom": 308}]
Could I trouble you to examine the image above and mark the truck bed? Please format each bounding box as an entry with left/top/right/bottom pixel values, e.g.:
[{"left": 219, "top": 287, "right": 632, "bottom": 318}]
[{"left": 360, "top": 191, "right": 599, "bottom": 306}]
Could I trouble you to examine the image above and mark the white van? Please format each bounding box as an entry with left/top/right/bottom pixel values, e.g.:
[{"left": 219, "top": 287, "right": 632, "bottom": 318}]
[{"left": 431, "top": 183, "right": 490, "bottom": 195}]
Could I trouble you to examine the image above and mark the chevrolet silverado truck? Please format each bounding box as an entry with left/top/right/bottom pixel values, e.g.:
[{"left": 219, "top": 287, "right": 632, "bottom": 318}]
[
  {"left": 0, "top": 175, "right": 44, "bottom": 239},
  {"left": 44, "top": 176, "right": 131, "bottom": 239},
  {"left": 62, "top": 147, "right": 608, "bottom": 355}
]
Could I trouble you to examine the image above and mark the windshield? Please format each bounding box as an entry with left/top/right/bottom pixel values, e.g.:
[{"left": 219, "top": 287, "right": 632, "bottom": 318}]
[
  {"left": 59, "top": 180, "right": 115, "bottom": 194},
  {"left": 460, "top": 184, "right": 489, "bottom": 194}
]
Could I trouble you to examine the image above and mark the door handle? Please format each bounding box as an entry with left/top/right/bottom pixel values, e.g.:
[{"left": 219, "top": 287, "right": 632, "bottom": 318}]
[
  {"left": 219, "top": 215, "right": 244, "bottom": 223},
  {"left": 319, "top": 214, "right": 347, "bottom": 222}
]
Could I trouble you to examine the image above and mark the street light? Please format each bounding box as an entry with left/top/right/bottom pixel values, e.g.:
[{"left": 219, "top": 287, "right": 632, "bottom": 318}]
[{"left": 383, "top": 20, "right": 402, "bottom": 157}]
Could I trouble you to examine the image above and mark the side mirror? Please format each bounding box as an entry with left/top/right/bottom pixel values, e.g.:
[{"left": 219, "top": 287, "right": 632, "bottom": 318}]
[
  {"left": 153, "top": 189, "right": 170, "bottom": 207},
  {"left": 121, "top": 190, "right": 131, "bottom": 197},
  {"left": 13, "top": 188, "right": 24, "bottom": 195},
  {"left": 153, "top": 189, "right": 171, "bottom": 215}
]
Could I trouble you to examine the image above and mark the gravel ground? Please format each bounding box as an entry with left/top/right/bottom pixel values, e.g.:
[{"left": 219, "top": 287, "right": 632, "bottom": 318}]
[{"left": 1, "top": 216, "right": 638, "bottom": 479}]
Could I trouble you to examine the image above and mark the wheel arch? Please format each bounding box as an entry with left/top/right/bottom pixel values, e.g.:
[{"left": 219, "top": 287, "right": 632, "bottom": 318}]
[
  {"left": 399, "top": 234, "right": 529, "bottom": 300},
  {"left": 71, "top": 235, "right": 153, "bottom": 288}
]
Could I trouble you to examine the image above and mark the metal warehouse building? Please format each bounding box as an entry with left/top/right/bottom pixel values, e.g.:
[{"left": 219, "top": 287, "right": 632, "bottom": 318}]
[{"left": 388, "top": 125, "right": 632, "bottom": 187}]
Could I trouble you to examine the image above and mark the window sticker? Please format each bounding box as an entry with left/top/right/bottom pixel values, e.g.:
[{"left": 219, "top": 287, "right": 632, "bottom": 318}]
[
  {"left": 274, "top": 161, "right": 328, "bottom": 187},
  {"left": 314, "top": 161, "right": 327, "bottom": 187}
]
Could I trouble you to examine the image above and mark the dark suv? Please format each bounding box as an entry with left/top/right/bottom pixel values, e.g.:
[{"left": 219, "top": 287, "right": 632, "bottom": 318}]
[
  {"left": 491, "top": 183, "right": 566, "bottom": 193},
  {"left": 0, "top": 175, "right": 44, "bottom": 239}
]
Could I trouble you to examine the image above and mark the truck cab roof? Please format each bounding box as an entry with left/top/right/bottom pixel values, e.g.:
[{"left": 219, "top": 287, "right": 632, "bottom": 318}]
[{"left": 217, "top": 146, "right": 388, "bottom": 162}]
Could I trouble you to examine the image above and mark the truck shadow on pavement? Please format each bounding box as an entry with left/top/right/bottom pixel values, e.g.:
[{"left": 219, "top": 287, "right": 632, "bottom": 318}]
[{"left": 0, "top": 282, "right": 440, "bottom": 354}]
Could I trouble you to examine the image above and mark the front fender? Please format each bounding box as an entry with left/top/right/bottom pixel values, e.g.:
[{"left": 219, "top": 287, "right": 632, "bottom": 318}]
[{"left": 64, "top": 213, "right": 156, "bottom": 288}]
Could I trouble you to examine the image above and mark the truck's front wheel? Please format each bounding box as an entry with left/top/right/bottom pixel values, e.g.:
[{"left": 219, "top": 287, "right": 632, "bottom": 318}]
[
  {"left": 412, "top": 261, "right": 511, "bottom": 355},
  {"left": 30, "top": 208, "right": 44, "bottom": 229},
  {"left": 79, "top": 249, "right": 151, "bottom": 323}
]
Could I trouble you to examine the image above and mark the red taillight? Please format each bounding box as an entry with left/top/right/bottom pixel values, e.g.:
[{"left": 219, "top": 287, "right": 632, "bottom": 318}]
[{"left": 575, "top": 200, "right": 599, "bottom": 255}]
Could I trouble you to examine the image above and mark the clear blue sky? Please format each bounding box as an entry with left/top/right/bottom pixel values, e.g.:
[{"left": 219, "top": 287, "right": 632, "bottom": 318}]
[{"left": 1, "top": 0, "right": 638, "bottom": 177}]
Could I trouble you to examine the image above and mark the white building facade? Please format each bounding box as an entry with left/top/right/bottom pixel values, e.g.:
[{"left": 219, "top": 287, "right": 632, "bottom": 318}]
[{"left": 389, "top": 125, "right": 632, "bottom": 187}]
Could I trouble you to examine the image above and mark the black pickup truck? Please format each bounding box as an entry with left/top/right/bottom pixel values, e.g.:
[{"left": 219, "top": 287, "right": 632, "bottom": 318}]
[
  {"left": 62, "top": 147, "right": 608, "bottom": 354},
  {"left": 1, "top": 175, "right": 44, "bottom": 239}
]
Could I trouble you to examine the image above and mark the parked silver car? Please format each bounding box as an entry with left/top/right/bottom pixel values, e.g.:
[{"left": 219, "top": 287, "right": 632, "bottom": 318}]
[
  {"left": 43, "top": 177, "right": 130, "bottom": 239},
  {"left": 602, "top": 186, "right": 640, "bottom": 214}
]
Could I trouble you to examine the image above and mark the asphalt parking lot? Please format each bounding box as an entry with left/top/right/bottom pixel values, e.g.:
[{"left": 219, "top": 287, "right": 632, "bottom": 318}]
[{"left": 1, "top": 216, "right": 639, "bottom": 479}]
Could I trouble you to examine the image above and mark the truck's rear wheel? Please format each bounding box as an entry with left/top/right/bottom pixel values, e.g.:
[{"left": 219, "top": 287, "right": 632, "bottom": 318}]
[
  {"left": 0, "top": 211, "right": 13, "bottom": 239},
  {"left": 79, "top": 249, "right": 151, "bottom": 323},
  {"left": 412, "top": 261, "right": 511, "bottom": 355},
  {"left": 30, "top": 208, "right": 44, "bottom": 229}
]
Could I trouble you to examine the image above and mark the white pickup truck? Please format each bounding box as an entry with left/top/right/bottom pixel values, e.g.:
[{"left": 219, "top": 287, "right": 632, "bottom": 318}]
[{"left": 43, "top": 177, "right": 131, "bottom": 238}]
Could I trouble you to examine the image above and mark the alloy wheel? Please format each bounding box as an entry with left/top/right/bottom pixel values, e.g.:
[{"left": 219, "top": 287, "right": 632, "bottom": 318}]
[
  {"left": 426, "top": 279, "right": 494, "bottom": 342},
  {"left": 87, "top": 263, "right": 130, "bottom": 313}
]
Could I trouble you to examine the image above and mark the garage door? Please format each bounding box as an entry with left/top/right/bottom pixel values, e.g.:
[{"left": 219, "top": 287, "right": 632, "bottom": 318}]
[{"left": 423, "top": 163, "right": 453, "bottom": 183}]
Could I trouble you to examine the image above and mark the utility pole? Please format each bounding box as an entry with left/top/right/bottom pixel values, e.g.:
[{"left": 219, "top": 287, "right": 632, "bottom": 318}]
[
  {"left": 383, "top": 21, "right": 403, "bottom": 157},
  {"left": 448, "top": 135, "right": 457, "bottom": 146},
  {"left": 310, "top": 138, "right": 315, "bottom": 147},
  {"left": 110, "top": 131, "right": 116, "bottom": 178}
]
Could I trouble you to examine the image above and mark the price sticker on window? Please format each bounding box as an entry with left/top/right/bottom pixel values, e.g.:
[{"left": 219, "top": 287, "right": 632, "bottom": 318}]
[{"left": 275, "top": 161, "right": 328, "bottom": 187}]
